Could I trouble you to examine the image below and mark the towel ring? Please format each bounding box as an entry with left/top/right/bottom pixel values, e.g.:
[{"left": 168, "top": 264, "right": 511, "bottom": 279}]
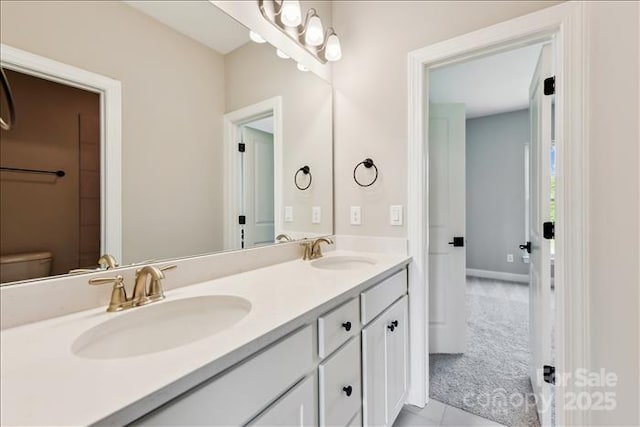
[
  {"left": 0, "top": 67, "right": 16, "bottom": 131},
  {"left": 294, "top": 165, "right": 312, "bottom": 191},
  {"left": 353, "top": 158, "right": 378, "bottom": 187}
]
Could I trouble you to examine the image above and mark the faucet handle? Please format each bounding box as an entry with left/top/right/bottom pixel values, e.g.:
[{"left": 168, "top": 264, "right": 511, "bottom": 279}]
[
  {"left": 88, "top": 275, "right": 129, "bottom": 312},
  {"left": 89, "top": 275, "right": 124, "bottom": 286},
  {"left": 160, "top": 264, "right": 177, "bottom": 272}
]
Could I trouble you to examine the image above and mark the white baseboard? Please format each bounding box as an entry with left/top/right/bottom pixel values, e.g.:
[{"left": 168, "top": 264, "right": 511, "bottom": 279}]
[{"left": 466, "top": 268, "right": 529, "bottom": 283}]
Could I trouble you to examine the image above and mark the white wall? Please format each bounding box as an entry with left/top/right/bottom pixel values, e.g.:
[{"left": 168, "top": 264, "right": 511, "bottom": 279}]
[
  {"left": 331, "top": 1, "right": 639, "bottom": 424},
  {"left": 584, "top": 2, "right": 639, "bottom": 425}
]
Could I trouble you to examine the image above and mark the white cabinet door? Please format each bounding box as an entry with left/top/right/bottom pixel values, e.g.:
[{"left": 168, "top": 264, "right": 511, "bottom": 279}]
[
  {"left": 251, "top": 375, "right": 317, "bottom": 427},
  {"left": 362, "top": 296, "right": 409, "bottom": 427},
  {"left": 385, "top": 296, "right": 409, "bottom": 424},
  {"left": 362, "top": 312, "right": 387, "bottom": 427}
]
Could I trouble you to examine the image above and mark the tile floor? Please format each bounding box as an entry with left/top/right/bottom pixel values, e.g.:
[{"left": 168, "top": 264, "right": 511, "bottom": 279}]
[{"left": 394, "top": 399, "right": 506, "bottom": 426}]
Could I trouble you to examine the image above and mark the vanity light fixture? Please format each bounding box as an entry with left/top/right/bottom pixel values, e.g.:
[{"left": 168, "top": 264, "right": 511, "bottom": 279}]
[
  {"left": 249, "top": 30, "right": 267, "bottom": 43},
  {"left": 280, "top": 0, "right": 302, "bottom": 27},
  {"left": 258, "top": 0, "right": 342, "bottom": 64},
  {"left": 323, "top": 30, "right": 342, "bottom": 62},
  {"left": 276, "top": 49, "right": 290, "bottom": 59},
  {"left": 302, "top": 11, "right": 324, "bottom": 47}
]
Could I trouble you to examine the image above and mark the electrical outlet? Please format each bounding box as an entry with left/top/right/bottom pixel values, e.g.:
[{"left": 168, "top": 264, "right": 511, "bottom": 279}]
[
  {"left": 312, "top": 206, "right": 321, "bottom": 224},
  {"left": 507, "top": 253, "right": 514, "bottom": 263},
  {"left": 390, "top": 205, "right": 403, "bottom": 226},
  {"left": 284, "top": 206, "right": 293, "bottom": 223},
  {"left": 350, "top": 206, "right": 361, "bottom": 225}
]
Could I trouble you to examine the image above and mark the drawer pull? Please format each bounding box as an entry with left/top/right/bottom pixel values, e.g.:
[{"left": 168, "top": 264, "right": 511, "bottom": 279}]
[
  {"left": 342, "top": 385, "right": 353, "bottom": 397},
  {"left": 387, "top": 320, "right": 398, "bottom": 332},
  {"left": 342, "top": 321, "right": 352, "bottom": 332}
]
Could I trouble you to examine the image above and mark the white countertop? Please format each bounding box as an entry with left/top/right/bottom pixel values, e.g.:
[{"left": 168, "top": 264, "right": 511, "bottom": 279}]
[{"left": 0, "top": 250, "right": 410, "bottom": 426}]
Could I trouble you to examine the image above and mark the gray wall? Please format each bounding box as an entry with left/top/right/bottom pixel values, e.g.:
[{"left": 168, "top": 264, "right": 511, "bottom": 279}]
[{"left": 466, "top": 109, "right": 529, "bottom": 275}]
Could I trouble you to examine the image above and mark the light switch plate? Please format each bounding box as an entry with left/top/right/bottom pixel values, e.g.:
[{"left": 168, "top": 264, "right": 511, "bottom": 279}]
[
  {"left": 350, "top": 206, "right": 361, "bottom": 225},
  {"left": 390, "top": 205, "right": 403, "bottom": 226},
  {"left": 284, "top": 206, "right": 293, "bottom": 223},
  {"left": 312, "top": 206, "right": 321, "bottom": 224}
]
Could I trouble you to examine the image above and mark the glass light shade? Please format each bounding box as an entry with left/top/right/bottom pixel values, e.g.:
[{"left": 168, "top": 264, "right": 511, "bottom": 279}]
[
  {"left": 304, "top": 15, "right": 324, "bottom": 46},
  {"left": 280, "top": 1, "right": 302, "bottom": 27},
  {"left": 249, "top": 31, "right": 266, "bottom": 44},
  {"left": 276, "top": 49, "right": 290, "bottom": 59},
  {"left": 297, "top": 63, "right": 309, "bottom": 72},
  {"left": 325, "top": 34, "right": 342, "bottom": 61}
]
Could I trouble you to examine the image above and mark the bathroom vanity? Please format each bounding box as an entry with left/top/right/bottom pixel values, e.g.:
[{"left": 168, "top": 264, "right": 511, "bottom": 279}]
[{"left": 0, "top": 248, "right": 411, "bottom": 426}]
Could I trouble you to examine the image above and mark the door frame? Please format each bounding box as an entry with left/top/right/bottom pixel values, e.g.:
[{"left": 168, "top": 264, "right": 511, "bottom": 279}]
[
  {"left": 0, "top": 44, "right": 122, "bottom": 262},
  {"left": 222, "top": 96, "right": 283, "bottom": 249},
  {"left": 406, "top": 3, "right": 589, "bottom": 426}
]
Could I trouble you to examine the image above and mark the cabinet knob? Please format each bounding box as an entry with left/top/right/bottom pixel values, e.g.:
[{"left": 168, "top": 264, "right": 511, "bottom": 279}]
[
  {"left": 342, "top": 321, "right": 352, "bottom": 332},
  {"left": 342, "top": 385, "right": 353, "bottom": 397},
  {"left": 387, "top": 320, "right": 398, "bottom": 332}
]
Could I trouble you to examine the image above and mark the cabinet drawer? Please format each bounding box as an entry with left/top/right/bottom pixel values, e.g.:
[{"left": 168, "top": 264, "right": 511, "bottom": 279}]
[
  {"left": 319, "top": 337, "right": 361, "bottom": 427},
  {"left": 139, "top": 326, "right": 314, "bottom": 426},
  {"left": 361, "top": 269, "right": 407, "bottom": 325},
  {"left": 250, "top": 375, "right": 317, "bottom": 427},
  {"left": 318, "top": 297, "right": 359, "bottom": 358}
]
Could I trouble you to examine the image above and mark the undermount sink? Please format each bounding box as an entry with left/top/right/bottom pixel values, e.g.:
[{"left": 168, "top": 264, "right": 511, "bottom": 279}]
[
  {"left": 72, "top": 295, "right": 251, "bottom": 360},
  {"left": 311, "top": 255, "right": 377, "bottom": 270}
]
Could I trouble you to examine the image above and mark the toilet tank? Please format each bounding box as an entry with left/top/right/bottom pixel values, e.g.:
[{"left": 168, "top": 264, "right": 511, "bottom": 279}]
[{"left": 0, "top": 251, "right": 53, "bottom": 284}]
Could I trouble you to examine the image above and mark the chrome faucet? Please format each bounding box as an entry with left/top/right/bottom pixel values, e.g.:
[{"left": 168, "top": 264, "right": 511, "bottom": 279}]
[
  {"left": 301, "top": 237, "right": 334, "bottom": 260},
  {"left": 89, "top": 264, "right": 176, "bottom": 312}
]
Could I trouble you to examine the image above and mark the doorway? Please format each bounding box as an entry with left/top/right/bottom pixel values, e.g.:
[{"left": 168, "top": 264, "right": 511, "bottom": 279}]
[
  {"left": 240, "top": 116, "right": 275, "bottom": 248},
  {"left": 223, "top": 96, "right": 283, "bottom": 251},
  {"left": 405, "top": 3, "right": 588, "bottom": 426},
  {"left": 426, "top": 42, "right": 554, "bottom": 426}
]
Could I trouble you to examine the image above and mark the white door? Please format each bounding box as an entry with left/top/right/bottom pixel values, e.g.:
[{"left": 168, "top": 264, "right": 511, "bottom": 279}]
[
  {"left": 528, "top": 43, "right": 553, "bottom": 426},
  {"left": 242, "top": 125, "right": 275, "bottom": 247},
  {"left": 428, "top": 103, "right": 467, "bottom": 353}
]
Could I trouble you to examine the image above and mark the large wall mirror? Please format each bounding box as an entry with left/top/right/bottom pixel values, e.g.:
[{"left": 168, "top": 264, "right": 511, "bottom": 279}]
[{"left": 0, "top": 0, "right": 333, "bottom": 286}]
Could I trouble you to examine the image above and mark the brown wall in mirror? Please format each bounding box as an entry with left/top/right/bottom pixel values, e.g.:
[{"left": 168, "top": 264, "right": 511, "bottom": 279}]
[{"left": 0, "top": 70, "right": 100, "bottom": 277}]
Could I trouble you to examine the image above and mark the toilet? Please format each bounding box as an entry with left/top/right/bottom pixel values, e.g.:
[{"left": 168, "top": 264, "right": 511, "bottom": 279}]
[{"left": 0, "top": 251, "right": 53, "bottom": 284}]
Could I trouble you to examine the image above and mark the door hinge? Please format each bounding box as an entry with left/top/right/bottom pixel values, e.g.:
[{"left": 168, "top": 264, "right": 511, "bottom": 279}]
[
  {"left": 543, "top": 365, "right": 556, "bottom": 385},
  {"left": 519, "top": 241, "right": 532, "bottom": 254},
  {"left": 238, "top": 215, "right": 246, "bottom": 225},
  {"left": 544, "top": 76, "right": 555, "bottom": 95},
  {"left": 238, "top": 143, "right": 246, "bottom": 152},
  {"left": 543, "top": 222, "right": 555, "bottom": 239}
]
